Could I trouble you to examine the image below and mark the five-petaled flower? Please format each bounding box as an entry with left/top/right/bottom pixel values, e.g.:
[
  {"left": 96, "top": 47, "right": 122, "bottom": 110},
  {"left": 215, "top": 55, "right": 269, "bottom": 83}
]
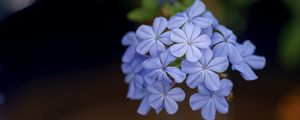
[
  {"left": 190, "top": 79, "right": 233, "bottom": 120},
  {"left": 168, "top": 0, "right": 212, "bottom": 29},
  {"left": 143, "top": 50, "right": 186, "bottom": 84},
  {"left": 182, "top": 49, "right": 229, "bottom": 91},
  {"left": 232, "top": 40, "right": 266, "bottom": 80},
  {"left": 148, "top": 82, "right": 185, "bottom": 114},
  {"left": 136, "top": 17, "right": 173, "bottom": 57},
  {"left": 170, "top": 24, "right": 211, "bottom": 62},
  {"left": 211, "top": 25, "right": 243, "bottom": 64}
]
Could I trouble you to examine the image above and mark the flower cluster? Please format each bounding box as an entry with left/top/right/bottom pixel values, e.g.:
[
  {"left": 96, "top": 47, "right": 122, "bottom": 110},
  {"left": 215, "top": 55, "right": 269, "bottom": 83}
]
[{"left": 121, "top": 0, "right": 266, "bottom": 119}]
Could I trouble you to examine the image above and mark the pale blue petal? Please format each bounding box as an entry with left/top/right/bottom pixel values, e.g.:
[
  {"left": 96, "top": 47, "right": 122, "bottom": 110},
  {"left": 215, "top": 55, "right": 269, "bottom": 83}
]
[
  {"left": 211, "top": 32, "right": 224, "bottom": 45},
  {"left": 216, "top": 79, "right": 233, "bottom": 96},
  {"left": 192, "top": 17, "right": 212, "bottom": 28},
  {"left": 189, "top": 93, "right": 210, "bottom": 111},
  {"left": 149, "top": 94, "right": 164, "bottom": 110},
  {"left": 127, "top": 75, "right": 144, "bottom": 99},
  {"left": 198, "top": 83, "right": 212, "bottom": 96},
  {"left": 149, "top": 41, "right": 166, "bottom": 57},
  {"left": 183, "top": 24, "right": 201, "bottom": 41},
  {"left": 153, "top": 17, "right": 168, "bottom": 36},
  {"left": 136, "top": 25, "right": 155, "bottom": 40},
  {"left": 203, "top": 11, "right": 219, "bottom": 26},
  {"left": 186, "top": 45, "right": 202, "bottom": 62},
  {"left": 201, "top": 99, "right": 216, "bottom": 120},
  {"left": 181, "top": 60, "right": 203, "bottom": 74},
  {"left": 143, "top": 58, "right": 162, "bottom": 70},
  {"left": 121, "top": 63, "right": 131, "bottom": 74},
  {"left": 214, "top": 96, "right": 229, "bottom": 114},
  {"left": 232, "top": 62, "right": 258, "bottom": 81},
  {"left": 170, "top": 43, "right": 188, "bottom": 57},
  {"left": 186, "top": 71, "right": 204, "bottom": 89},
  {"left": 167, "top": 12, "right": 188, "bottom": 29},
  {"left": 122, "top": 31, "right": 139, "bottom": 46},
  {"left": 167, "top": 87, "right": 185, "bottom": 102},
  {"left": 240, "top": 40, "right": 256, "bottom": 56},
  {"left": 145, "top": 70, "right": 164, "bottom": 85},
  {"left": 137, "top": 95, "right": 151, "bottom": 115},
  {"left": 201, "top": 26, "right": 213, "bottom": 37},
  {"left": 164, "top": 97, "right": 178, "bottom": 114},
  {"left": 166, "top": 67, "right": 186, "bottom": 83},
  {"left": 208, "top": 57, "right": 229, "bottom": 73},
  {"left": 170, "top": 29, "right": 188, "bottom": 43},
  {"left": 122, "top": 46, "right": 136, "bottom": 63},
  {"left": 204, "top": 70, "right": 221, "bottom": 91},
  {"left": 244, "top": 55, "right": 266, "bottom": 70},
  {"left": 192, "top": 34, "right": 211, "bottom": 49},
  {"left": 212, "top": 42, "right": 228, "bottom": 57},
  {"left": 215, "top": 25, "right": 232, "bottom": 37},
  {"left": 160, "top": 49, "right": 176, "bottom": 67},
  {"left": 125, "top": 73, "right": 134, "bottom": 84},
  {"left": 186, "top": 0, "right": 205, "bottom": 18},
  {"left": 200, "top": 49, "right": 213, "bottom": 65},
  {"left": 228, "top": 33, "right": 237, "bottom": 43},
  {"left": 159, "top": 31, "right": 173, "bottom": 45},
  {"left": 147, "top": 81, "right": 163, "bottom": 94},
  {"left": 228, "top": 44, "right": 243, "bottom": 64},
  {"left": 136, "top": 39, "right": 155, "bottom": 55}
]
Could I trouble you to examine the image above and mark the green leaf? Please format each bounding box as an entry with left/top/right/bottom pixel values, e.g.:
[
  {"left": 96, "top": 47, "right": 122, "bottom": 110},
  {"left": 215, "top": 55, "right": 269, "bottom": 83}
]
[
  {"left": 142, "top": 0, "right": 159, "bottom": 9},
  {"left": 127, "top": 8, "right": 157, "bottom": 23}
]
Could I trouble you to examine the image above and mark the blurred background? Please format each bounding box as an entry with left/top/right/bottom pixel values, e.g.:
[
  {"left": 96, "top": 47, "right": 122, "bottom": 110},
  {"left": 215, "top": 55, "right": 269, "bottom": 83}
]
[{"left": 0, "top": 0, "right": 299, "bottom": 120}]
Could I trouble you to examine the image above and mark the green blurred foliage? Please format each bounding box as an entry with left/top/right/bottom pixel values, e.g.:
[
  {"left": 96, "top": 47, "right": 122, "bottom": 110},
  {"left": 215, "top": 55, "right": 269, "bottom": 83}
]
[{"left": 279, "top": 0, "right": 300, "bottom": 69}]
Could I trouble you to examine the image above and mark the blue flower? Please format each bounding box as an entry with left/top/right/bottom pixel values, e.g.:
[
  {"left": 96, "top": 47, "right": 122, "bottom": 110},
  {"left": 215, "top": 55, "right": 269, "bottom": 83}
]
[
  {"left": 137, "top": 93, "right": 151, "bottom": 115},
  {"left": 148, "top": 82, "right": 185, "bottom": 114},
  {"left": 125, "top": 73, "right": 146, "bottom": 100},
  {"left": 190, "top": 79, "right": 233, "bottom": 120},
  {"left": 182, "top": 49, "right": 229, "bottom": 91},
  {"left": 211, "top": 25, "right": 243, "bottom": 64},
  {"left": 121, "top": 54, "right": 147, "bottom": 74},
  {"left": 168, "top": 0, "right": 212, "bottom": 29},
  {"left": 136, "top": 17, "right": 173, "bottom": 57},
  {"left": 170, "top": 24, "right": 211, "bottom": 62},
  {"left": 143, "top": 49, "right": 186, "bottom": 84},
  {"left": 232, "top": 40, "right": 266, "bottom": 80}
]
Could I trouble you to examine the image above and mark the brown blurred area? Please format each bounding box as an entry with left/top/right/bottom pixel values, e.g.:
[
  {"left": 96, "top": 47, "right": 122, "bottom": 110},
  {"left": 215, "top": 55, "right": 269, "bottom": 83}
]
[{"left": 0, "top": 63, "right": 298, "bottom": 120}]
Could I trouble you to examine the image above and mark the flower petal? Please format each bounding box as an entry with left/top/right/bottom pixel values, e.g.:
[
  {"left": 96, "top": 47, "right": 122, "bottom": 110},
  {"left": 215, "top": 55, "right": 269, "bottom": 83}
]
[
  {"left": 244, "top": 55, "right": 266, "bottom": 70},
  {"left": 136, "top": 25, "right": 155, "bottom": 40},
  {"left": 143, "top": 58, "right": 162, "bottom": 70},
  {"left": 170, "top": 43, "right": 188, "bottom": 57},
  {"left": 203, "top": 11, "right": 219, "bottom": 26},
  {"left": 170, "top": 28, "right": 188, "bottom": 43},
  {"left": 167, "top": 87, "right": 185, "bottom": 102},
  {"left": 216, "top": 79, "right": 233, "bottom": 96},
  {"left": 192, "top": 34, "right": 211, "bottom": 49},
  {"left": 204, "top": 70, "right": 221, "bottom": 91},
  {"left": 198, "top": 83, "right": 212, "bottom": 96},
  {"left": 164, "top": 97, "right": 178, "bottom": 114},
  {"left": 208, "top": 57, "right": 229, "bottom": 73},
  {"left": 200, "top": 49, "right": 213, "bottom": 65},
  {"left": 145, "top": 70, "right": 164, "bottom": 85},
  {"left": 211, "top": 32, "right": 224, "bottom": 45},
  {"left": 160, "top": 49, "right": 176, "bottom": 67},
  {"left": 153, "top": 17, "right": 168, "bottom": 36},
  {"left": 122, "top": 46, "right": 136, "bottom": 63},
  {"left": 214, "top": 96, "right": 229, "bottom": 114},
  {"left": 181, "top": 60, "right": 203, "bottom": 74},
  {"left": 186, "top": 0, "right": 205, "bottom": 18},
  {"left": 228, "top": 44, "right": 243, "bottom": 64},
  {"left": 201, "top": 99, "right": 216, "bottom": 120},
  {"left": 189, "top": 93, "right": 210, "bottom": 111},
  {"left": 186, "top": 71, "right": 204, "bottom": 89},
  {"left": 167, "top": 12, "right": 188, "bottom": 29},
  {"left": 149, "top": 94, "right": 164, "bottom": 110},
  {"left": 137, "top": 95, "right": 151, "bottom": 115},
  {"left": 122, "top": 31, "right": 139, "bottom": 46},
  {"left": 232, "top": 62, "right": 258, "bottom": 81},
  {"left": 159, "top": 31, "right": 173, "bottom": 45},
  {"left": 192, "top": 17, "right": 212, "bottom": 28},
  {"left": 186, "top": 45, "right": 202, "bottom": 62},
  {"left": 183, "top": 24, "right": 201, "bottom": 41},
  {"left": 239, "top": 40, "right": 256, "bottom": 56},
  {"left": 166, "top": 67, "right": 186, "bottom": 83},
  {"left": 213, "top": 42, "right": 228, "bottom": 57},
  {"left": 215, "top": 25, "right": 232, "bottom": 37},
  {"left": 136, "top": 39, "right": 155, "bottom": 55},
  {"left": 201, "top": 26, "right": 213, "bottom": 37},
  {"left": 149, "top": 41, "right": 166, "bottom": 57}
]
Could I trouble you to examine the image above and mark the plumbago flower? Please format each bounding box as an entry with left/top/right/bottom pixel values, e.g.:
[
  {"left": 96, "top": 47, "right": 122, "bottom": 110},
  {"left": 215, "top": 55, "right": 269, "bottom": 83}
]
[{"left": 121, "top": 0, "right": 266, "bottom": 119}]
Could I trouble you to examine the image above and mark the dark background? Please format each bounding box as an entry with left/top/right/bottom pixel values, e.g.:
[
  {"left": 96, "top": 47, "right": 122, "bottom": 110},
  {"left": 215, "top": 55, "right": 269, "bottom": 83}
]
[{"left": 0, "top": 0, "right": 299, "bottom": 120}]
